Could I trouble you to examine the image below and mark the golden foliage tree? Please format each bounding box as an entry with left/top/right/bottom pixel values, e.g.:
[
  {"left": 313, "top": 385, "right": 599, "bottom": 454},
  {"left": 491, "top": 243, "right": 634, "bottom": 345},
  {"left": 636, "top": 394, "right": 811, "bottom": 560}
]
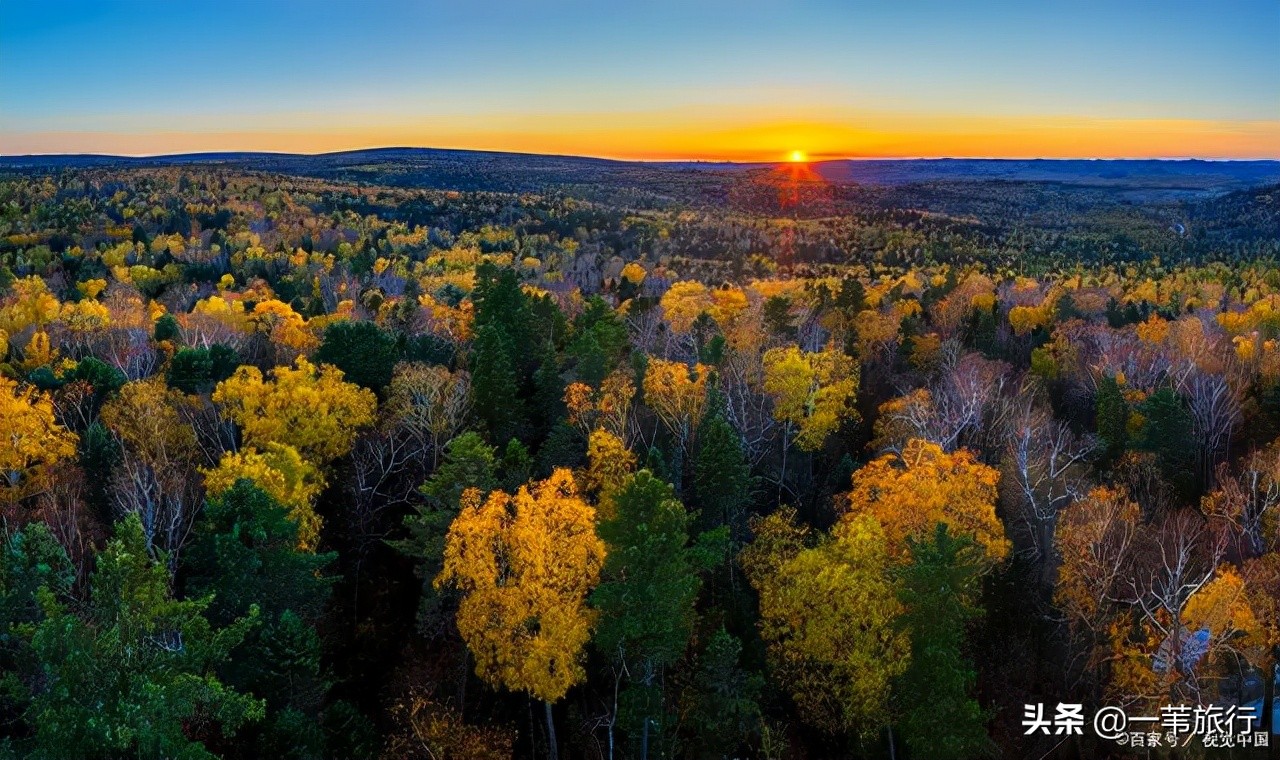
[
  {"left": 435, "top": 468, "right": 605, "bottom": 757},
  {"left": 213, "top": 357, "right": 377, "bottom": 464},
  {"left": 583, "top": 428, "right": 636, "bottom": 521},
  {"left": 642, "top": 358, "right": 710, "bottom": 453},
  {"left": 0, "top": 376, "right": 78, "bottom": 507},
  {"left": 741, "top": 507, "right": 908, "bottom": 737},
  {"left": 762, "top": 346, "right": 859, "bottom": 452},
  {"left": 845, "top": 439, "right": 1009, "bottom": 563}
]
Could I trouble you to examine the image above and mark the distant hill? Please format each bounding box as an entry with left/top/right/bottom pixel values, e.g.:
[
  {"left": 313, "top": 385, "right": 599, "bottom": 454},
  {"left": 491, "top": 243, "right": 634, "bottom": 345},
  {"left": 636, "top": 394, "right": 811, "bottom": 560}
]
[{"left": 3, "top": 148, "right": 1277, "bottom": 196}]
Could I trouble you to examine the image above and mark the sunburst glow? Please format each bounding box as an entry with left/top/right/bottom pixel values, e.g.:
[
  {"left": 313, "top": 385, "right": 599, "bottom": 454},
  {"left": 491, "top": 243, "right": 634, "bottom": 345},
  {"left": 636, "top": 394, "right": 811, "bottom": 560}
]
[{"left": 788, "top": 150, "right": 807, "bottom": 163}]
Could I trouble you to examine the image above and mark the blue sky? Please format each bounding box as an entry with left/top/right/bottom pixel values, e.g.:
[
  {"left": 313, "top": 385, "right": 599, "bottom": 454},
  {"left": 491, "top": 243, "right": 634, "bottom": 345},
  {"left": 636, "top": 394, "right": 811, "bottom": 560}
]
[{"left": 2, "top": 0, "right": 1277, "bottom": 158}]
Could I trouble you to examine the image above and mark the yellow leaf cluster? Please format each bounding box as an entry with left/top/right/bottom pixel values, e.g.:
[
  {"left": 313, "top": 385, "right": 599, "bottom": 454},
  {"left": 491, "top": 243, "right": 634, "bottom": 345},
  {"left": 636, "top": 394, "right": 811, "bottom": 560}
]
[
  {"left": 213, "top": 357, "right": 377, "bottom": 463},
  {"left": 0, "top": 377, "right": 78, "bottom": 505},
  {"left": 762, "top": 346, "right": 859, "bottom": 452},
  {"left": 436, "top": 469, "right": 605, "bottom": 703},
  {"left": 642, "top": 359, "right": 710, "bottom": 446},
  {"left": 846, "top": 439, "right": 1008, "bottom": 563}
]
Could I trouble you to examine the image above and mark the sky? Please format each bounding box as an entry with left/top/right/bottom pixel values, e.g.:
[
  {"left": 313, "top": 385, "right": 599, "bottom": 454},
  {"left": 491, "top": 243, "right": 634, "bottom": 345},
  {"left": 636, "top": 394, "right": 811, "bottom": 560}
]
[{"left": 1, "top": 0, "right": 1278, "bottom": 161}]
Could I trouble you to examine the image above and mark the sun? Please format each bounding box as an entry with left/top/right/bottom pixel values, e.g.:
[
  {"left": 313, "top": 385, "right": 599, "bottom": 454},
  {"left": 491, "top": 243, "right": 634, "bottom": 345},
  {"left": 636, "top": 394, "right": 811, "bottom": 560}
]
[{"left": 788, "top": 150, "right": 807, "bottom": 163}]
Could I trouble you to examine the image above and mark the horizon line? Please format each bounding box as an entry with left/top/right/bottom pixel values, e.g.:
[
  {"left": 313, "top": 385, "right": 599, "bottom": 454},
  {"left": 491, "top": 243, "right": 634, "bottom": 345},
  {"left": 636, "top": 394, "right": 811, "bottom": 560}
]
[{"left": 4, "top": 145, "right": 1280, "bottom": 164}]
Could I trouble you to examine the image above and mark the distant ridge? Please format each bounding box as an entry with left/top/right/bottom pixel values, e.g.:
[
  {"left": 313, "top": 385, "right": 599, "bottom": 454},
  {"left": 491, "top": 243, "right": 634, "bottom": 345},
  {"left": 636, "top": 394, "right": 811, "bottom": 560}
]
[{"left": 3, "top": 148, "right": 1278, "bottom": 195}]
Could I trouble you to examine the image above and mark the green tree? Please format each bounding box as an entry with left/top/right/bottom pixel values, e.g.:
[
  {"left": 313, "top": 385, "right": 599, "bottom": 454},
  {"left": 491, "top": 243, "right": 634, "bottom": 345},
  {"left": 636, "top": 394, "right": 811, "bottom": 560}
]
[
  {"left": 592, "top": 471, "right": 714, "bottom": 758},
  {"left": 314, "top": 320, "right": 399, "bottom": 394},
  {"left": 1135, "top": 386, "right": 1196, "bottom": 492},
  {"left": 693, "top": 412, "right": 752, "bottom": 539},
  {"left": 182, "top": 481, "right": 336, "bottom": 759},
  {"left": 26, "top": 514, "right": 264, "bottom": 759},
  {"left": 893, "top": 524, "right": 992, "bottom": 760},
  {"left": 1094, "top": 374, "right": 1129, "bottom": 465},
  {"left": 679, "top": 627, "right": 763, "bottom": 759},
  {"left": 470, "top": 323, "right": 523, "bottom": 442},
  {"left": 395, "top": 432, "right": 498, "bottom": 636}
]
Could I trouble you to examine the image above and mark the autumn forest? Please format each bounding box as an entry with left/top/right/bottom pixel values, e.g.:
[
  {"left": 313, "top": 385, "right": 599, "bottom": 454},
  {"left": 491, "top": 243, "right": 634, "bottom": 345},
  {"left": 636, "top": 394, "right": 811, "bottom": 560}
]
[{"left": 1, "top": 153, "right": 1280, "bottom": 759}]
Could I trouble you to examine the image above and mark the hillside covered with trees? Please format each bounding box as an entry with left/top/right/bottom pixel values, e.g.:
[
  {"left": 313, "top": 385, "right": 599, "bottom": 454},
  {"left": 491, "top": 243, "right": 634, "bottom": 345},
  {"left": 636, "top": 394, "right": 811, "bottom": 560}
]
[{"left": 1, "top": 158, "right": 1280, "bottom": 758}]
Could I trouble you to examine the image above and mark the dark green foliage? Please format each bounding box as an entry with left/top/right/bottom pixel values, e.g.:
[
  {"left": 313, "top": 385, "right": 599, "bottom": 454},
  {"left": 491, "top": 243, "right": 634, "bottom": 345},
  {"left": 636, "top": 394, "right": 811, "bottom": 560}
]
[
  {"left": 167, "top": 346, "right": 239, "bottom": 395},
  {"left": 395, "top": 433, "right": 498, "bottom": 636},
  {"left": 693, "top": 412, "right": 752, "bottom": 539},
  {"left": 78, "top": 421, "right": 121, "bottom": 517},
  {"left": 763, "top": 295, "right": 796, "bottom": 339},
  {"left": 893, "top": 524, "right": 992, "bottom": 760},
  {"left": 315, "top": 320, "right": 399, "bottom": 393},
  {"left": 536, "top": 421, "right": 587, "bottom": 475},
  {"left": 153, "top": 313, "right": 181, "bottom": 342},
  {"left": 593, "top": 470, "right": 711, "bottom": 754},
  {"left": 168, "top": 347, "right": 215, "bottom": 394},
  {"left": 183, "top": 480, "right": 334, "bottom": 632},
  {"left": 182, "top": 481, "right": 336, "bottom": 759},
  {"left": 71, "top": 357, "right": 126, "bottom": 398},
  {"left": 470, "top": 323, "right": 523, "bottom": 442},
  {"left": 1134, "top": 386, "right": 1196, "bottom": 492},
  {"left": 25, "top": 514, "right": 263, "bottom": 759},
  {"left": 1094, "top": 373, "right": 1129, "bottom": 465},
  {"left": 680, "top": 627, "right": 763, "bottom": 758}
]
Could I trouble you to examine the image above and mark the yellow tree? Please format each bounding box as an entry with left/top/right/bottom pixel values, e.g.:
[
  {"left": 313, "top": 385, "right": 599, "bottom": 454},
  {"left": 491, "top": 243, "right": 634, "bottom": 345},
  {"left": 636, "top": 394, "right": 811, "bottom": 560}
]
[
  {"left": 583, "top": 428, "right": 636, "bottom": 521},
  {"left": 659, "top": 281, "right": 712, "bottom": 334},
  {"left": 845, "top": 439, "right": 1009, "bottom": 564},
  {"left": 0, "top": 376, "right": 78, "bottom": 509},
  {"left": 642, "top": 358, "right": 710, "bottom": 457},
  {"left": 213, "top": 357, "right": 377, "bottom": 464},
  {"left": 741, "top": 507, "right": 909, "bottom": 737},
  {"left": 762, "top": 346, "right": 859, "bottom": 452},
  {"left": 100, "top": 377, "right": 204, "bottom": 557},
  {"left": 202, "top": 442, "right": 326, "bottom": 551},
  {"left": 436, "top": 468, "right": 605, "bottom": 759}
]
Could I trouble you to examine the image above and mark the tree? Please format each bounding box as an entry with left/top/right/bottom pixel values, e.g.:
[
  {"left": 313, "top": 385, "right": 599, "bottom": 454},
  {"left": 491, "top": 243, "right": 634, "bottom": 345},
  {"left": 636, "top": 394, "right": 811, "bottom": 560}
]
[
  {"left": 693, "top": 411, "right": 753, "bottom": 539},
  {"left": 470, "top": 323, "right": 523, "bottom": 443},
  {"left": 183, "top": 481, "right": 337, "bottom": 757},
  {"left": 436, "top": 468, "right": 605, "bottom": 759},
  {"left": 583, "top": 428, "right": 636, "bottom": 521},
  {"left": 0, "top": 377, "right": 77, "bottom": 509},
  {"left": 396, "top": 432, "right": 498, "bottom": 636},
  {"left": 1135, "top": 386, "right": 1197, "bottom": 494},
  {"left": 741, "top": 508, "right": 909, "bottom": 738},
  {"left": 591, "top": 471, "right": 709, "bottom": 758},
  {"left": 213, "top": 356, "right": 377, "bottom": 464},
  {"left": 762, "top": 346, "right": 859, "bottom": 452},
  {"left": 641, "top": 358, "right": 710, "bottom": 460},
  {"left": 0, "top": 522, "right": 74, "bottom": 732},
  {"left": 679, "top": 627, "right": 763, "bottom": 759},
  {"left": 384, "top": 362, "right": 472, "bottom": 468},
  {"left": 314, "top": 320, "right": 399, "bottom": 394},
  {"left": 100, "top": 377, "right": 203, "bottom": 558},
  {"left": 25, "top": 514, "right": 264, "bottom": 759},
  {"left": 893, "top": 525, "right": 992, "bottom": 760},
  {"left": 846, "top": 439, "right": 1009, "bottom": 564},
  {"left": 202, "top": 443, "right": 326, "bottom": 551}
]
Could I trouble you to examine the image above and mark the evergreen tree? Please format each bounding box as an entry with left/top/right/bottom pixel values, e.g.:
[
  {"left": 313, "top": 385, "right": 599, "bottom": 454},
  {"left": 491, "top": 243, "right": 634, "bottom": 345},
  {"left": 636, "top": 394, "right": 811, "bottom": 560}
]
[
  {"left": 314, "top": 320, "right": 399, "bottom": 394},
  {"left": 593, "top": 471, "right": 720, "bottom": 758},
  {"left": 1094, "top": 373, "right": 1129, "bottom": 465},
  {"left": 26, "top": 514, "right": 263, "bottom": 759},
  {"left": 893, "top": 524, "right": 992, "bottom": 760},
  {"left": 182, "top": 481, "right": 336, "bottom": 759},
  {"left": 693, "top": 411, "right": 752, "bottom": 540},
  {"left": 470, "top": 323, "right": 523, "bottom": 442}
]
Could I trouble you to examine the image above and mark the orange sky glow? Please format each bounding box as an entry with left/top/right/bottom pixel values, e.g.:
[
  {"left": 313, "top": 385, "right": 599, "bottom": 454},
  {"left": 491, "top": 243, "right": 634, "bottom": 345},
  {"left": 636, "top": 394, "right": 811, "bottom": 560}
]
[{"left": 5, "top": 109, "right": 1278, "bottom": 162}]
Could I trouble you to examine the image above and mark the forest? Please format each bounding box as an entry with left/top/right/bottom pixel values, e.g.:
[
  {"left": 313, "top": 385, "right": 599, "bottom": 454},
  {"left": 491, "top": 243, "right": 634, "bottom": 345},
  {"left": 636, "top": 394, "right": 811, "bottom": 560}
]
[{"left": 1, "top": 157, "right": 1280, "bottom": 758}]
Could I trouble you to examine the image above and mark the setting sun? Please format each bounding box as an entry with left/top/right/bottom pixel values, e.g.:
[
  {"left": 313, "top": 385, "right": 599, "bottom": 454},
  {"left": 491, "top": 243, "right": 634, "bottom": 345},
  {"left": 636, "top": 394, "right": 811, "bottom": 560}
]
[{"left": 788, "top": 150, "right": 807, "bottom": 163}]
